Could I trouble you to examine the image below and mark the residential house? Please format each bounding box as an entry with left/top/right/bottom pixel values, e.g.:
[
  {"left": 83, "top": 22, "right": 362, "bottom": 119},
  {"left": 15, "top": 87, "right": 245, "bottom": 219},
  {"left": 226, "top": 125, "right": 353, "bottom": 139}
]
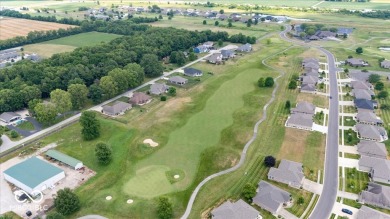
[
  {"left": 241, "top": 18, "right": 249, "bottom": 23},
  {"left": 217, "top": 14, "right": 228, "bottom": 20},
  {"left": 346, "top": 58, "right": 368, "bottom": 67},
  {"left": 102, "top": 101, "right": 132, "bottom": 116},
  {"left": 268, "top": 159, "right": 305, "bottom": 188},
  {"left": 350, "top": 81, "right": 373, "bottom": 90},
  {"left": 300, "top": 83, "right": 316, "bottom": 93},
  {"left": 352, "top": 89, "right": 374, "bottom": 100},
  {"left": 231, "top": 15, "right": 241, "bottom": 22},
  {"left": 184, "top": 67, "right": 203, "bottom": 77},
  {"left": 314, "top": 30, "right": 337, "bottom": 39},
  {"left": 210, "top": 199, "right": 262, "bottom": 219},
  {"left": 194, "top": 45, "right": 209, "bottom": 53},
  {"left": 337, "top": 27, "right": 353, "bottom": 36},
  {"left": 169, "top": 76, "right": 188, "bottom": 85},
  {"left": 357, "top": 206, "right": 390, "bottom": 219},
  {"left": 309, "top": 35, "right": 320, "bottom": 41},
  {"left": 253, "top": 180, "right": 291, "bottom": 215},
  {"left": 290, "top": 102, "right": 315, "bottom": 115},
  {"left": 150, "top": 83, "right": 169, "bottom": 95},
  {"left": 130, "top": 92, "right": 152, "bottom": 106},
  {"left": 285, "top": 113, "right": 313, "bottom": 131},
  {"left": 381, "top": 60, "right": 390, "bottom": 69},
  {"left": 355, "top": 124, "right": 387, "bottom": 142},
  {"left": 203, "top": 41, "right": 214, "bottom": 49},
  {"left": 207, "top": 53, "right": 223, "bottom": 64},
  {"left": 237, "top": 43, "right": 252, "bottom": 52},
  {"left": 302, "top": 75, "right": 318, "bottom": 84},
  {"left": 221, "top": 50, "right": 235, "bottom": 60},
  {"left": 357, "top": 141, "right": 387, "bottom": 159},
  {"left": 0, "top": 112, "right": 21, "bottom": 124},
  {"left": 354, "top": 99, "right": 374, "bottom": 111},
  {"left": 304, "top": 68, "right": 318, "bottom": 77},
  {"left": 359, "top": 157, "right": 390, "bottom": 183},
  {"left": 301, "top": 58, "right": 319, "bottom": 68},
  {"left": 265, "top": 15, "right": 274, "bottom": 21},
  {"left": 359, "top": 182, "right": 390, "bottom": 209},
  {"left": 303, "top": 61, "right": 319, "bottom": 69},
  {"left": 355, "top": 110, "right": 383, "bottom": 125}
]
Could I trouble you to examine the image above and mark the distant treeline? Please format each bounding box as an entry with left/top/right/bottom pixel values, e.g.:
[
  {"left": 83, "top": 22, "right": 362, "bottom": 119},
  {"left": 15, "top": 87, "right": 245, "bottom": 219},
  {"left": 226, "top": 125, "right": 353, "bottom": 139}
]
[
  {"left": 0, "top": 9, "right": 81, "bottom": 25},
  {"left": 338, "top": 9, "right": 390, "bottom": 19},
  {"left": 0, "top": 22, "right": 255, "bottom": 113}
]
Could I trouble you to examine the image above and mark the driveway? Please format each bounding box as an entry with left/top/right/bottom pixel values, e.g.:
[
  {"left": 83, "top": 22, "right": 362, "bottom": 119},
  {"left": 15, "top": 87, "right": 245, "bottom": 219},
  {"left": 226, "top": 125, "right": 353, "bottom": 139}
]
[
  {"left": 5, "top": 117, "right": 43, "bottom": 137},
  {"left": 302, "top": 179, "right": 323, "bottom": 195},
  {"left": 312, "top": 124, "right": 328, "bottom": 133},
  {"left": 339, "top": 145, "right": 358, "bottom": 154},
  {"left": 337, "top": 191, "right": 359, "bottom": 200},
  {"left": 338, "top": 157, "right": 359, "bottom": 169},
  {"left": 279, "top": 208, "right": 299, "bottom": 219},
  {"left": 332, "top": 202, "right": 359, "bottom": 219}
]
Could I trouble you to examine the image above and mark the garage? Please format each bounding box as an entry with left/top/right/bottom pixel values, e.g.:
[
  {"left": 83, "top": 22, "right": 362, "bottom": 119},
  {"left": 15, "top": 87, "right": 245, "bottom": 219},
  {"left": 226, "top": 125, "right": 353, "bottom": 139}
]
[{"left": 45, "top": 149, "right": 83, "bottom": 170}]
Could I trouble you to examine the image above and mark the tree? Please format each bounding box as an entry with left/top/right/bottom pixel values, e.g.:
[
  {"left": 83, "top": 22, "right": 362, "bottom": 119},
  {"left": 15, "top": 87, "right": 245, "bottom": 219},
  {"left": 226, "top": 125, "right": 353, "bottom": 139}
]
[
  {"left": 28, "top": 99, "right": 42, "bottom": 116},
  {"left": 218, "top": 39, "right": 223, "bottom": 47},
  {"left": 95, "top": 142, "right": 112, "bottom": 164},
  {"left": 160, "top": 96, "right": 167, "bottom": 101},
  {"left": 344, "top": 68, "right": 349, "bottom": 73},
  {"left": 378, "top": 90, "right": 388, "bottom": 99},
  {"left": 10, "top": 130, "right": 19, "bottom": 138},
  {"left": 188, "top": 52, "right": 197, "bottom": 61},
  {"left": 375, "top": 81, "right": 384, "bottom": 91},
  {"left": 54, "top": 188, "right": 80, "bottom": 215},
  {"left": 214, "top": 20, "right": 219, "bottom": 26},
  {"left": 157, "top": 197, "right": 173, "bottom": 219},
  {"left": 100, "top": 76, "right": 118, "bottom": 99},
  {"left": 168, "top": 87, "right": 176, "bottom": 96},
  {"left": 159, "top": 14, "right": 163, "bottom": 19},
  {"left": 46, "top": 212, "right": 65, "bottom": 219},
  {"left": 80, "top": 111, "right": 100, "bottom": 141},
  {"left": 297, "top": 197, "right": 305, "bottom": 205},
  {"left": 140, "top": 54, "right": 163, "bottom": 77},
  {"left": 254, "top": 19, "right": 258, "bottom": 25},
  {"left": 68, "top": 84, "right": 88, "bottom": 109},
  {"left": 202, "top": 20, "right": 206, "bottom": 25},
  {"left": 265, "top": 77, "right": 274, "bottom": 87},
  {"left": 285, "top": 100, "right": 291, "bottom": 109},
  {"left": 242, "top": 184, "right": 256, "bottom": 201},
  {"left": 34, "top": 102, "right": 57, "bottom": 125},
  {"left": 343, "top": 33, "right": 348, "bottom": 39},
  {"left": 264, "top": 155, "right": 276, "bottom": 167},
  {"left": 89, "top": 84, "right": 103, "bottom": 104},
  {"left": 258, "top": 77, "right": 265, "bottom": 87},
  {"left": 368, "top": 74, "right": 381, "bottom": 83},
  {"left": 50, "top": 89, "right": 72, "bottom": 114},
  {"left": 266, "top": 38, "right": 271, "bottom": 45},
  {"left": 228, "top": 21, "right": 232, "bottom": 27},
  {"left": 288, "top": 80, "right": 297, "bottom": 89},
  {"left": 356, "top": 47, "right": 363, "bottom": 54},
  {"left": 219, "top": 9, "right": 224, "bottom": 14}
]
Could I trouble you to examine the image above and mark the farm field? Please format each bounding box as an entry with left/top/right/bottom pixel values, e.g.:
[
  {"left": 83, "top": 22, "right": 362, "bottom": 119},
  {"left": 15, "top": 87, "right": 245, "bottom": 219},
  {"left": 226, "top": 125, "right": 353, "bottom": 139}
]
[
  {"left": 24, "top": 32, "right": 122, "bottom": 58},
  {"left": 0, "top": 17, "right": 75, "bottom": 40}
]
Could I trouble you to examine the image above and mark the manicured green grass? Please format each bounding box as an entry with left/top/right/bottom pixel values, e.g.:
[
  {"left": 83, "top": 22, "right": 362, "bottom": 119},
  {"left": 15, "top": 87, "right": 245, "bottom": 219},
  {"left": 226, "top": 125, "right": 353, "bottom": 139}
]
[
  {"left": 303, "top": 195, "right": 319, "bottom": 219},
  {"left": 343, "top": 198, "right": 362, "bottom": 208},
  {"left": 343, "top": 105, "right": 357, "bottom": 114},
  {"left": 344, "top": 153, "right": 360, "bottom": 159},
  {"left": 16, "top": 121, "right": 35, "bottom": 131},
  {"left": 345, "top": 168, "right": 369, "bottom": 194},
  {"left": 0, "top": 211, "right": 22, "bottom": 219},
  {"left": 343, "top": 116, "right": 356, "bottom": 127},
  {"left": 42, "top": 32, "right": 122, "bottom": 47},
  {"left": 344, "top": 129, "right": 360, "bottom": 146},
  {"left": 314, "top": 112, "right": 324, "bottom": 125}
]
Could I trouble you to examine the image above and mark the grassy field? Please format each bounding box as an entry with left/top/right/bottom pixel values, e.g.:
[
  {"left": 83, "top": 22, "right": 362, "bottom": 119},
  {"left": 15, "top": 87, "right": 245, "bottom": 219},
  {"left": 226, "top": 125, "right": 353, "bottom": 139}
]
[
  {"left": 344, "top": 167, "right": 369, "bottom": 194},
  {"left": 24, "top": 32, "right": 122, "bottom": 58}
]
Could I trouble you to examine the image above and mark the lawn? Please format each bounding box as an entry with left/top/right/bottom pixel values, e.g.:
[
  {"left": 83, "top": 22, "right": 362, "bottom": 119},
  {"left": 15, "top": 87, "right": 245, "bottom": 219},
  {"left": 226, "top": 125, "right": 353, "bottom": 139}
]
[
  {"left": 344, "top": 167, "right": 369, "bottom": 194},
  {"left": 313, "top": 112, "right": 324, "bottom": 125},
  {"left": 16, "top": 121, "right": 35, "bottom": 131},
  {"left": 344, "top": 129, "right": 360, "bottom": 146},
  {"left": 344, "top": 153, "right": 360, "bottom": 159},
  {"left": 343, "top": 116, "right": 356, "bottom": 127}
]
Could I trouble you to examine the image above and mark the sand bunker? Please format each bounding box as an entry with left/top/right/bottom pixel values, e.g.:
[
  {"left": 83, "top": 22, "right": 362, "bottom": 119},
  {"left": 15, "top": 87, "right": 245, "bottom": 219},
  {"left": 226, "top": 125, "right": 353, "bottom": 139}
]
[
  {"left": 143, "top": 139, "right": 159, "bottom": 147},
  {"left": 106, "top": 196, "right": 112, "bottom": 200},
  {"left": 127, "top": 199, "right": 134, "bottom": 204},
  {"left": 174, "top": 175, "right": 180, "bottom": 179}
]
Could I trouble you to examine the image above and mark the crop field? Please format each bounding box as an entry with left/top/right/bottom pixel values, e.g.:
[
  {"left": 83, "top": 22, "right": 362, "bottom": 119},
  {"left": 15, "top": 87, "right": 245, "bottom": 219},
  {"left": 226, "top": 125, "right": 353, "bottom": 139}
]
[{"left": 0, "top": 17, "right": 75, "bottom": 40}]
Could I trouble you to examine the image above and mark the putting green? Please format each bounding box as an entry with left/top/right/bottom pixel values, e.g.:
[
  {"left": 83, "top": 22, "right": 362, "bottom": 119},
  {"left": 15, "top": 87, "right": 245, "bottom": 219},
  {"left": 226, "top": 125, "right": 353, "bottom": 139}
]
[
  {"left": 123, "top": 165, "right": 177, "bottom": 198},
  {"left": 123, "top": 68, "right": 262, "bottom": 198}
]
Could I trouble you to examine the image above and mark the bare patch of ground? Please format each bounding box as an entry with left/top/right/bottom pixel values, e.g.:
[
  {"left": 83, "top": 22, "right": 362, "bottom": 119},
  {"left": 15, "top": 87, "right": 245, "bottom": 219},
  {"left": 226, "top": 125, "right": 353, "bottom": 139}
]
[{"left": 277, "top": 128, "right": 309, "bottom": 163}]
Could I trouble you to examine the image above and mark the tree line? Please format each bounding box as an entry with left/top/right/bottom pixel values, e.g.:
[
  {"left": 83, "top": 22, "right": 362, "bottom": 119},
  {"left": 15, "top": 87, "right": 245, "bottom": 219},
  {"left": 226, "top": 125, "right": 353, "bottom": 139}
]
[
  {"left": 0, "top": 23, "right": 255, "bottom": 115},
  {"left": 0, "top": 9, "right": 81, "bottom": 25}
]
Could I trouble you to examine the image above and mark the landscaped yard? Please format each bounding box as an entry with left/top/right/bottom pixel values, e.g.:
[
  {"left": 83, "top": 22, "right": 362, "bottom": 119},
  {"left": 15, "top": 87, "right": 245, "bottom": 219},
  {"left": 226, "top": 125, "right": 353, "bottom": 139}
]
[
  {"left": 16, "top": 121, "right": 35, "bottom": 131},
  {"left": 314, "top": 112, "right": 325, "bottom": 125},
  {"left": 343, "top": 116, "right": 356, "bottom": 127},
  {"left": 344, "top": 129, "right": 360, "bottom": 146},
  {"left": 344, "top": 167, "right": 369, "bottom": 194},
  {"left": 344, "top": 153, "right": 360, "bottom": 159}
]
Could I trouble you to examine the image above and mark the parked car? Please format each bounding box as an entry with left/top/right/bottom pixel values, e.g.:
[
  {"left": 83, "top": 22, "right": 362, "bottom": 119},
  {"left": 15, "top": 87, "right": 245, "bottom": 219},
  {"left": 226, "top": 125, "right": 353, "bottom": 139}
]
[{"left": 342, "top": 208, "right": 353, "bottom": 215}]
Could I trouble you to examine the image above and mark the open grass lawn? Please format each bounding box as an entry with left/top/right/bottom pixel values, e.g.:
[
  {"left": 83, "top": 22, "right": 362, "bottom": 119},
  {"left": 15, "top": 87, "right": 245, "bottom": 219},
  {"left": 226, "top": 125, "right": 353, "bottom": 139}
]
[
  {"left": 314, "top": 112, "right": 324, "bottom": 125},
  {"left": 343, "top": 116, "right": 356, "bottom": 127},
  {"left": 345, "top": 168, "right": 369, "bottom": 194},
  {"left": 344, "top": 153, "right": 360, "bottom": 159},
  {"left": 16, "top": 121, "right": 35, "bottom": 131},
  {"left": 41, "top": 31, "right": 122, "bottom": 47},
  {"left": 344, "top": 129, "right": 360, "bottom": 146},
  {"left": 343, "top": 198, "right": 362, "bottom": 209}
]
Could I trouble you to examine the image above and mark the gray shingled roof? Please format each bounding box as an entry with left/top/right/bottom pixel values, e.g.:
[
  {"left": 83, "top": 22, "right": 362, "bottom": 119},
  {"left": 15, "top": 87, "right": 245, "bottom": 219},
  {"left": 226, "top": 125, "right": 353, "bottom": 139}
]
[
  {"left": 207, "top": 53, "right": 222, "bottom": 63},
  {"left": 237, "top": 43, "right": 252, "bottom": 52},
  {"left": 357, "top": 140, "right": 387, "bottom": 159},
  {"left": 301, "top": 83, "right": 316, "bottom": 92},
  {"left": 286, "top": 113, "right": 313, "bottom": 129},
  {"left": 351, "top": 81, "right": 372, "bottom": 90},
  {"left": 0, "top": 112, "right": 21, "bottom": 123},
  {"left": 356, "top": 110, "right": 383, "bottom": 125},
  {"left": 221, "top": 49, "right": 235, "bottom": 58},
  {"left": 347, "top": 58, "right": 365, "bottom": 66},
  {"left": 302, "top": 75, "right": 318, "bottom": 84},
  {"left": 353, "top": 89, "right": 374, "bottom": 100},
  {"left": 102, "top": 101, "right": 132, "bottom": 115},
  {"left": 360, "top": 182, "right": 390, "bottom": 208},
  {"left": 381, "top": 60, "right": 390, "bottom": 69},
  {"left": 150, "top": 83, "right": 169, "bottom": 95},
  {"left": 184, "top": 67, "right": 202, "bottom": 76},
  {"left": 130, "top": 92, "right": 151, "bottom": 105},
  {"left": 359, "top": 156, "right": 390, "bottom": 181},
  {"left": 169, "top": 76, "right": 188, "bottom": 84},
  {"left": 211, "top": 199, "right": 261, "bottom": 219},
  {"left": 291, "top": 102, "right": 315, "bottom": 114},
  {"left": 354, "top": 99, "right": 374, "bottom": 110},
  {"left": 302, "top": 58, "right": 319, "bottom": 64},
  {"left": 303, "top": 62, "right": 320, "bottom": 69},
  {"left": 355, "top": 124, "right": 387, "bottom": 141},
  {"left": 357, "top": 206, "right": 390, "bottom": 219},
  {"left": 253, "top": 181, "right": 290, "bottom": 213},
  {"left": 268, "top": 159, "right": 304, "bottom": 186}
]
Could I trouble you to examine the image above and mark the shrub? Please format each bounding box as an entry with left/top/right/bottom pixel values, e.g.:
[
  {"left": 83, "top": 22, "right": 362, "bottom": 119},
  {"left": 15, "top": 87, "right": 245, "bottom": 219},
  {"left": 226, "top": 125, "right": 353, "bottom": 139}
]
[
  {"left": 160, "top": 96, "right": 167, "bottom": 101},
  {"left": 10, "top": 130, "right": 19, "bottom": 138}
]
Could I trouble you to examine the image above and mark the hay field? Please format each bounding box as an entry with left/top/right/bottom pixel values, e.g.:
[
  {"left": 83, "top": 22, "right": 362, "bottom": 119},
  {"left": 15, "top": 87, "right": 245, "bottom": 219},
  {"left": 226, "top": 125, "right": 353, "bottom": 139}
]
[{"left": 0, "top": 17, "right": 75, "bottom": 40}]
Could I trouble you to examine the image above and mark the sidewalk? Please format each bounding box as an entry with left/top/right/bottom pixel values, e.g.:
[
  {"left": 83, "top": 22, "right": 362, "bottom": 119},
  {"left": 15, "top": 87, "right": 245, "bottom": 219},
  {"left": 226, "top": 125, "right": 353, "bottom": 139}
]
[{"left": 338, "top": 157, "right": 359, "bottom": 169}]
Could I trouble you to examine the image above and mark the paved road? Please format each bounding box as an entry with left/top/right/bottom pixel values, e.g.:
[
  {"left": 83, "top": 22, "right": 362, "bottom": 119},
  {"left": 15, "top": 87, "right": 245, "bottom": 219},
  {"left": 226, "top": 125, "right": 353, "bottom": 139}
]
[
  {"left": 0, "top": 50, "right": 219, "bottom": 154},
  {"left": 180, "top": 40, "right": 295, "bottom": 218},
  {"left": 279, "top": 26, "right": 340, "bottom": 219}
]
